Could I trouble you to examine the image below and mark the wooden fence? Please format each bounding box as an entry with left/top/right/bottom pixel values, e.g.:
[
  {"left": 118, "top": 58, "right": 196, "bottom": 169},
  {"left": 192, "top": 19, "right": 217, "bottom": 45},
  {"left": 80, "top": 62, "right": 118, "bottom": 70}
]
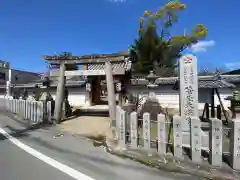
[
  {"left": 0, "top": 98, "right": 52, "bottom": 125},
  {"left": 116, "top": 106, "right": 240, "bottom": 170}
]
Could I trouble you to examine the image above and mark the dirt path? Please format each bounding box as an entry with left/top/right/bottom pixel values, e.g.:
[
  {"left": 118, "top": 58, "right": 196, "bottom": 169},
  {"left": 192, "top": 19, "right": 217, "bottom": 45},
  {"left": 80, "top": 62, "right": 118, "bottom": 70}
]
[{"left": 58, "top": 116, "right": 113, "bottom": 138}]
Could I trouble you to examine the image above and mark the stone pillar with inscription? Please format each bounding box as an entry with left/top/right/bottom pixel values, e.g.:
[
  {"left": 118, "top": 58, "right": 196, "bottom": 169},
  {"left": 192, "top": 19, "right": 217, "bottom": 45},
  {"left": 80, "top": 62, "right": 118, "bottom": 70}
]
[
  {"left": 130, "top": 111, "right": 138, "bottom": 148},
  {"left": 229, "top": 119, "right": 240, "bottom": 170},
  {"left": 209, "top": 118, "right": 222, "bottom": 166},
  {"left": 179, "top": 54, "right": 199, "bottom": 131},
  {"left": 119, "top": 108, "right": 126, "bottom": 149},
  {"left": 157, "top": 114, "right": 166, "bottom": 155},
  {"left": 173, "top": 115, "right": 183, "bottom": 159},
  {"left": 190, "top": 116, "right": 202, "bottom": 163},
  {"left": 143, "top": 112, "right": 151, "bottom": 152}
]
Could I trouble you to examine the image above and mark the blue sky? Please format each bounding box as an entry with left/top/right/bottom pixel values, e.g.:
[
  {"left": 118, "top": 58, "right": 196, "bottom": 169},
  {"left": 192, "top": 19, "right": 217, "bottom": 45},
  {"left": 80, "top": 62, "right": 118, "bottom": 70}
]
[{"left": 0, "top": 0, "right": 239, "bottom": 72}]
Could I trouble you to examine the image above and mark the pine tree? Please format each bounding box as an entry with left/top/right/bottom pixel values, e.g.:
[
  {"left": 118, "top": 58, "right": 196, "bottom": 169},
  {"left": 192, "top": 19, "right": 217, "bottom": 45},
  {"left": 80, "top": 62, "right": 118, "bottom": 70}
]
[{"left": 130, "top": 0, "right": 208, "bottom": 76}]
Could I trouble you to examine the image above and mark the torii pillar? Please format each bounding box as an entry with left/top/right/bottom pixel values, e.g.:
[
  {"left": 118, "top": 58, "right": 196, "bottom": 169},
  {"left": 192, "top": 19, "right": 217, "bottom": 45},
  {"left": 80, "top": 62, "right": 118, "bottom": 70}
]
[
  {"left": 105, "top": 61, "right": 116, "bottom": 127},
  {"left": 54, "top": 61, "right": 66, "bottom": 123}
]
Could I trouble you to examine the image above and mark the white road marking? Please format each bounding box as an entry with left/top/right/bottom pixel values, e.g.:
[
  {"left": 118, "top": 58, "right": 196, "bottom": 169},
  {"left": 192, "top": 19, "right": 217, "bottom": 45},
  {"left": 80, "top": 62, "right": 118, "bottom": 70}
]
[{"left": 0, "top": 127, "right": 96, "bottom": 180}]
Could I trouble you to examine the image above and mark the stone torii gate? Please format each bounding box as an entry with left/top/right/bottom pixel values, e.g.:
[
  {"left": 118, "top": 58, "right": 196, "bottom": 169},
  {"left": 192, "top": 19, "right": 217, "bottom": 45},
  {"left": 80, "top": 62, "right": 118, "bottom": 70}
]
[{"left": 44, "top": 52, "right": 128, "bottom": 125}]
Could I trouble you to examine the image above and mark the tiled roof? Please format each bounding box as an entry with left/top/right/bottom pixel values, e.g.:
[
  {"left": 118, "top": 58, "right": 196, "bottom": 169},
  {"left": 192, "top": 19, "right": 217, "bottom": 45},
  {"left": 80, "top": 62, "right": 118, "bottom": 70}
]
[
  {"left": 75, "top": 51, "right": 129, "bottom": 59},
  {"left": 173, "top": 79, "right": 235, "bottom": 89},
  {"left": 51, "top": 80, "right": 86, "bottom": 87},
  {"left": 1, "top": 72, "right": 239, "bottom": 89},
  {"left": 130, "top": 75, "right": 240, "bottom": 89},
  {"left": 130, "top": 77, "right": 177, "bottom": 86},
  {"left": 200, "top": 80, "right": 236, "bottom": 88},
  {"left": 86, "top": 60, "right": 132, "bottom": 71},
  {"left": 220, "top": 75, "right": 240, "bottom": 83},
  {"left": 49, "top": 75, "right": 86, "bottom": 82},
  {"left": 0, "top": 80, "right": 86, "bottom": 88},
  {"left": 87, "top": 62, "right": 125, "bottom": 70}
]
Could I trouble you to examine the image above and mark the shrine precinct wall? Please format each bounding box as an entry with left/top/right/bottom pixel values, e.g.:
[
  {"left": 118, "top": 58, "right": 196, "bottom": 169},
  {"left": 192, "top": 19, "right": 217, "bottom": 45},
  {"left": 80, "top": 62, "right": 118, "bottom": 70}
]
[
  {"left": 51, "top": 87, "right": 87, "bottom": 107},
  {"left": 127, "top": 85, "right": 232, "bottom": 110},
  {"left": 0, "top": 87, "right": 87, "bottom": 107},
  {"left": 0, "top": 85, "right": 233, "bottom": 108}
]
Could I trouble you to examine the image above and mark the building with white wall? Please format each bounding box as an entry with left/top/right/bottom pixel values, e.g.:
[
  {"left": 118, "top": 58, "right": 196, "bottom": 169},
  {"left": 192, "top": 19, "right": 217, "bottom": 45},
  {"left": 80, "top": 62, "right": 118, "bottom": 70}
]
[
  {"left": 128, "top": 75, "right": 237, "bottom": 110},
  {"left": 0, "top": 72, "right": 238, "bottom": 111}
]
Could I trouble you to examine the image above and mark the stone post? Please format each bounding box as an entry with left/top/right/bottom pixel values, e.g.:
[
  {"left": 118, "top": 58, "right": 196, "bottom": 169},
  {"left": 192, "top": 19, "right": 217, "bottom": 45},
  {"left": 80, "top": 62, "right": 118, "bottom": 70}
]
[
  {"left": 116, "top": 106, "right": 121, "bottom": 140},
  {"left": 130, "top": 111, "right": 138, "bottom": 148},
  {"left": 179, "top": 54, "right": 198, "bottom": 131},
  {"left": 157, "top": 114, "right": 166, "bottom": 155},
  {"left": 54, "top": 61, "right": 66, "bottom": 124},
  {"left": 209, "top": 118, "right": 222, "bottom": 166},
  {"left": 47, "top": 101, "right": 52, "bottom": 123},
  {"left": 119, "top": 109, "right": 126, "bottom": 148},
  {"left": 190, "top": 116, "right": 202, "bottom": 163},
  {"left": 143, "top": 112, "right": 151, "bottom": 152},
  {"left": 173, "top": 115, "right": 183, "bottom": 159},
  {"left": 105, "top": 61, "right": 116, "bottom": 127},
  {"left": 85, "top": 82, "right": 92, "bottom": 106},
  {"left": 229, "top": 119, "right": 240, "bottom": 170}
]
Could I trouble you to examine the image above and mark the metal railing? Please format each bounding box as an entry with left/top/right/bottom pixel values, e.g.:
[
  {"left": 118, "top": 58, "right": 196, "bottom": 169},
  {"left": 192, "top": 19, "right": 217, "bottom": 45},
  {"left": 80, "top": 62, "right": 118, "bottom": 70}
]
[{"left": 0, "top": 98, "right": 52, "bottom": 125}]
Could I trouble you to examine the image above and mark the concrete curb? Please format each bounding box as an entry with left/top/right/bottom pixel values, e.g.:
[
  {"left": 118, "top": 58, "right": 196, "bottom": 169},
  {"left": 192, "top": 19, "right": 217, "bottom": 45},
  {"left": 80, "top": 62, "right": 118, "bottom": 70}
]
[
  {"left": 0, "top": 110, "right": 54, "bottom": 131},
  {"left": 54, "top": 125, "right": 240, "bottom": 180},
  {"left": 81, "top": 133, "right": 238, "bottom": 180},
  {"left": 106, "top": 147, "right": 239, "bottom": 180}
]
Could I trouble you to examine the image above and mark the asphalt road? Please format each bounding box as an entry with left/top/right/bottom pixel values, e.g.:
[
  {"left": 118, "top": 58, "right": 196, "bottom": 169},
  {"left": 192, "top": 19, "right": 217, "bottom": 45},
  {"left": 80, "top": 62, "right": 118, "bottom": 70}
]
[
  {"left": 0, "top": 134, "right": 77, "bottom": 180},
  {"left": 0, "top": 113, "right": 199, "bottom": 180}
]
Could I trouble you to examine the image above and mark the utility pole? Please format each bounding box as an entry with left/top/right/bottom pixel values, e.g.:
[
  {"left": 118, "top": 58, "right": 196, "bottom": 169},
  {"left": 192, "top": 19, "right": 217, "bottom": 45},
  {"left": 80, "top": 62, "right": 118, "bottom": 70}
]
[
  {"left": 105, "top": 61, "right": 116, "bottom": 127},
  {"left": 2, "top": 61, "right": 11, "bottom": 97},
  {"left": 6, "top": 67, "right": 11, "bottom": 97}
]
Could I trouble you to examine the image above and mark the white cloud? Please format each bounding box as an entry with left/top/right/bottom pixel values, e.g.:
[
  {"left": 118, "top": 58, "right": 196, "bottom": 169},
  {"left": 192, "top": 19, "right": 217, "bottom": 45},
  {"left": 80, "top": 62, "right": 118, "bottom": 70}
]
[
  {"left": 225, "top": 62, "right": 240, "bottom": 67},
  {"left": 106, "top": 0, "right": 126, "bottom": 3},
  {"left": 190, "top": 40, "right": 215, "bottom": 53}
]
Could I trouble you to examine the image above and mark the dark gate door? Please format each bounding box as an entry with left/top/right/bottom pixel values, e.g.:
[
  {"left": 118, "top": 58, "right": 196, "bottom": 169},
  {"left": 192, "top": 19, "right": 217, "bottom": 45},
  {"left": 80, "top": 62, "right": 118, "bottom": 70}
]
[
  {"left": 91, "top": 77, "right": 101, "bottom": 105},
  {"left": 91, "top": 76, "right": 108, "bottom": 105}
]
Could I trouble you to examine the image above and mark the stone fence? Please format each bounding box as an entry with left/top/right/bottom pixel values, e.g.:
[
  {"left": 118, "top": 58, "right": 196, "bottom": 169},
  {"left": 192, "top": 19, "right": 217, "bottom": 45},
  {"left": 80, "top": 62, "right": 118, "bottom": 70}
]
[
  {"left": 0, "top": 98, "right": 52, "bottom": 125},
  {"left": 116, "top": 106, "right": 240, "bottom": 170}
]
